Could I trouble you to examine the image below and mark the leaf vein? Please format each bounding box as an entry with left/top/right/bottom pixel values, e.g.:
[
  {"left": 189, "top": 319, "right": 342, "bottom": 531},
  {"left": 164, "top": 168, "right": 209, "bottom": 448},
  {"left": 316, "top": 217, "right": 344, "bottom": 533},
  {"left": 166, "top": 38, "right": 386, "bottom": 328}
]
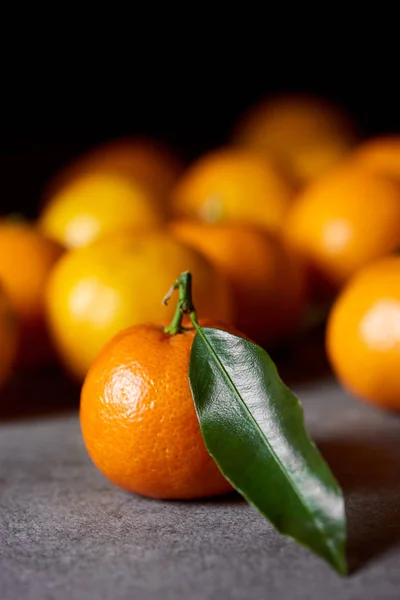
[{"left": 196, "top": 327, "right": 338, "bottom": 556}]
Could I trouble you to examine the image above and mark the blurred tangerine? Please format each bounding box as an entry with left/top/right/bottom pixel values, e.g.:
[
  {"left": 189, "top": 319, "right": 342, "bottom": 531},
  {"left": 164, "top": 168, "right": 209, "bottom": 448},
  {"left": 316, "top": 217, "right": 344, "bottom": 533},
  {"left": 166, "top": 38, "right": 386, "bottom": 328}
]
[
  {"left": 39, "top": 172, "right": 164, "bottom": 249},
  {"left": 170, "top": 220, "right": 306, "bottom": 345},
  {"left": 351, "top": 135, "right": 400, "bottom": 181},
  {"left": 44, "top": 137, "right": 183, "bottom": 204},
  {"left": 170, "top": 147, "right": 294, "bottom": 234},
  {"left": 327, "top": 256, "right": 400, "bottom": 411},
  {"left": 0, "top": 220, "right": 63, "bottom": 366},
  {"left": 284, "top": 164, "right": 400, "bottom": 298},
  {"left": 234, "top": 94, "right": 357, "bottom": 187},
  {"left": 0, "top": 285, "right": 19, "bottom": 388}
]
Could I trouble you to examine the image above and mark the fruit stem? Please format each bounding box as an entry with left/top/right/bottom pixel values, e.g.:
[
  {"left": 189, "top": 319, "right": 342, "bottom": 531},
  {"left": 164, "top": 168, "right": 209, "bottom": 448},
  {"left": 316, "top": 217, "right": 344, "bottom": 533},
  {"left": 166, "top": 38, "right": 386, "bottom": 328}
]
[{"left": 163, "top": 271, "right": 199, "bottom": 335}]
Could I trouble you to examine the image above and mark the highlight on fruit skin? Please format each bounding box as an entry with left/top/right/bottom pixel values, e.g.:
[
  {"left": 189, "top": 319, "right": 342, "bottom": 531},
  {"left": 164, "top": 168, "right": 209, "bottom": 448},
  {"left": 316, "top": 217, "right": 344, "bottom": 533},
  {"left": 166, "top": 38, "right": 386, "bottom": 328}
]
[
  {"left": 326, "top": 255, "right": 400, "bottom": 412},
  {"left": 80, "top": 317, "right": 239, "bottom": 499},
  {"left": 170, "top": 146, "right": 295, "bottom": 235},
  {"left": 46, "top": 231, "right": 234, "bottom": 381},
  {"left": 0, "top": 284, "right": 19, "bottom": 389},
  {"left": 38, "top": 171, "right": 164, "bottom": 249},
  {"left": 233, "top": 94, "right": 358, "bottom": 188},
  {"left": 284, "top": 163, "right": 400, "bottom": 298},
  {"left": 170, "top": 220, "right": 306, "bottom": 346},
  {"left": 0, "top": 220, "right": 64, "bottom": 367}
]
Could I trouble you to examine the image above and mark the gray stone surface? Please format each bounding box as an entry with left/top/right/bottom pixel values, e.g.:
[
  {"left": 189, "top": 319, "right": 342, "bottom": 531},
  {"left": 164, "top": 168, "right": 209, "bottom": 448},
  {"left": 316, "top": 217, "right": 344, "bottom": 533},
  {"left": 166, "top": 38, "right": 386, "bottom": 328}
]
[{"left": 1, "top": 371, "right": 400, "bottom": 599}]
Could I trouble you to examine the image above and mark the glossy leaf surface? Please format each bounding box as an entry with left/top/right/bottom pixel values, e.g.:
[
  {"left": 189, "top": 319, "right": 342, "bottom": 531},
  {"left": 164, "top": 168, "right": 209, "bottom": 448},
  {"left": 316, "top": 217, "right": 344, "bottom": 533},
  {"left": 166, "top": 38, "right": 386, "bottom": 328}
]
[{"left": 189, "top": 327, "right": 347, "bottom": 574}]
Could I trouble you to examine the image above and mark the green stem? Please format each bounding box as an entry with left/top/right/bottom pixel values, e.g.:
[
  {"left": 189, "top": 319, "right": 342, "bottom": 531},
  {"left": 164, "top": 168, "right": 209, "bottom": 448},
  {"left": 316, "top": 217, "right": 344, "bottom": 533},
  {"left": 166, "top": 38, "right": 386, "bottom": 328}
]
[{"left": 163, "top": 271, "right": 200, "bottom": 335}]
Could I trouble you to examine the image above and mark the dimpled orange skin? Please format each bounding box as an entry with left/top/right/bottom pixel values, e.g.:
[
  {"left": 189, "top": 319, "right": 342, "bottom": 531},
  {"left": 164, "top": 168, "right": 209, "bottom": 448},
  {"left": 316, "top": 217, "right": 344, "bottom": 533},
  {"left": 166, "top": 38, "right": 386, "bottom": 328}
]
[
  {"left": 170, "top": 221, "right": 306, "bottom": 345},
  {"left": 0, "top": 286, "right": 19, "bottom": 388},
  {"left": 80, "top": 320, "right": 236, "bottom": 499},
  {"left": 46, "top": 231, "right": 234, "bottom": 381},
  {"left": 170, "top": 147, "right": 294, "bottom": 234},
  {"left": 284, "top": 165, "right": 400, "bottom": 292},
  {"left": 234, "top": 94, "right": 357, "bottom": 188},
  {"left": 351, "top": 135, "right": 400, "bottom": 180},
  {"left": 0, "top": 222, "right": 63, "bottom": 366},
  {"left": 327, "top": 256, "right": 400, "bottom": 411}
]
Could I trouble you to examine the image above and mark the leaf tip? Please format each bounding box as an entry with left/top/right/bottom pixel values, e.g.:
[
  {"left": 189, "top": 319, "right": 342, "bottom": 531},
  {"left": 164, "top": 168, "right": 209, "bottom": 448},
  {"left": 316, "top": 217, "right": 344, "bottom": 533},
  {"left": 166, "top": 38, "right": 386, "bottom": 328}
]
[{"left": 329, "top": 546, "right": 348, "bottom": 576}]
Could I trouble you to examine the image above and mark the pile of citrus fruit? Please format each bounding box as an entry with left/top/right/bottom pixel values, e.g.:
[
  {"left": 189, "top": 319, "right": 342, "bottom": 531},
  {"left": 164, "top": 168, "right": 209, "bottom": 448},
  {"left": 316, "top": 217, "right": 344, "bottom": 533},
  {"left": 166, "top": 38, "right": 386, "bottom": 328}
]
[{"left": 1, "top": 93, "right": 400, "bottom": 495}]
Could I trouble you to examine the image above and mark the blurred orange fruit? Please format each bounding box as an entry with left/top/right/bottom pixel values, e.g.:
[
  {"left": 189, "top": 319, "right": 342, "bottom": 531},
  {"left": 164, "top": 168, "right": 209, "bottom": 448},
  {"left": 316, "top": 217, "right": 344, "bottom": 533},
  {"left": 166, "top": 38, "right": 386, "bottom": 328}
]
[
  {"left": 170, "top": 220, "right": 306, "bottom": 345},
  {"left": 46, "top": 231, "right": 234, "bottom": 380},
  {"left": 234, "top": 94, "right": 357, "bottom": 187},
  {"left": 44, "top": 137, "right": 183, "bottom": 203},
  {"left": 81, "top": 318, "right": 237, "bottom": 499},
  {"left": 39, "top": 172, "right": 164, "bottom": 249},
  {"left": 327, "top": 256, "right": 400, "bottom": 411},
  {"left": 284, "top": 165, "right": 400, "bottom": 296},
  {"left": 0, "top": 221, "right": 63, "bottom": 366},
  {"left": 170, "top": 147, "right": 294, "bottom": 234},
  {"left": 0, "top": 285, "right": 19, "bottom": 388},
  {"left": 351, "top": 135, "right": 400, "bottom": 181}
]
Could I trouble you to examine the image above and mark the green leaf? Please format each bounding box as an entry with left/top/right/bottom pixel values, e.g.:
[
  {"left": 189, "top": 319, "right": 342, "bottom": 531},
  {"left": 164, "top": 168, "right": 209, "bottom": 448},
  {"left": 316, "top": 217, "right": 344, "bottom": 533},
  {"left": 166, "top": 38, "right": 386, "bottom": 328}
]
[{"left": 189, "top": 327, "right": 347, "bottom": 575}]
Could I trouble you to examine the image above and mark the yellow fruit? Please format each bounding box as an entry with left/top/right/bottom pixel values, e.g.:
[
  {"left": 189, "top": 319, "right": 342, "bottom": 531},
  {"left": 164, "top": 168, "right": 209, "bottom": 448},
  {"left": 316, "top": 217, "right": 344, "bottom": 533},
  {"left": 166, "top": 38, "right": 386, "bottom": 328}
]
[
  {"left": 234, "top": 94, "right": 357, "bottom": 187},
  {"left": 170, "top": 147, "right": 294, "bottom": 234},
  {"left": 39, "top": 172, "right": 164, "bottom": 249},
  {"left": 46, "top": 231, "right": 234, "bottom": 380},
  {"left": 0, "top": 285, "right": 18, "bottom": 388}
]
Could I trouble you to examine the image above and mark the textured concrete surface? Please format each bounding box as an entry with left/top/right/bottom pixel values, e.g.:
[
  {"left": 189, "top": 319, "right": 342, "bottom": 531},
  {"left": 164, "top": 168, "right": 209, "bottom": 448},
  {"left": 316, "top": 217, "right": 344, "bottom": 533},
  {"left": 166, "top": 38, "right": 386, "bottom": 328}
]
[{"left": 1, "top": 370, "right": 400, "bottom": 599}]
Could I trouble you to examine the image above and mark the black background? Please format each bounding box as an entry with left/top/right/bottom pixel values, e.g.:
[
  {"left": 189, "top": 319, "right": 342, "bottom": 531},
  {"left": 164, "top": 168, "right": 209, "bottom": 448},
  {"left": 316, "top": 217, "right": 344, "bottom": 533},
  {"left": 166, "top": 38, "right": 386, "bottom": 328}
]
[{"left": 1, "top": 39, "right": 399, "bottom": 217}]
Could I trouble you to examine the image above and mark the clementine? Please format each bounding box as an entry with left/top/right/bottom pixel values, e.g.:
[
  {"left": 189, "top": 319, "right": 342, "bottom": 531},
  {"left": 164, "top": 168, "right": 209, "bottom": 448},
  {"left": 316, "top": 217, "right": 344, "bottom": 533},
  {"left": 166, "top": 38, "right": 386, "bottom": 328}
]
[
  {"left": 327, "top": 256, "right": 400, "bottom": 411},
  {"left": 0, "top": 285, "right": 18, "bottom": 388},
  {"left": 0, "top": 221, "right": 63, "bottom": 366},
  {"left": 234, "top": 94, "right": 357, "bottom": 187},
  {"left": 284, "top": 164, "right": 400, "bottom": 296},
  {"left": 170, "top": 147, "right": 294, "bottom": 234},
  {"left": 351, "top": 135, "right": 400, "bottom": 181},
  {"left": 44, "top": 137, "right": 183, "bottom": 204},
  {"left": 170, "top": 220, "right": 306, "bottom": 345},
  {"left": 80, "top": 315, "right": 238, "bottom": 499}
]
